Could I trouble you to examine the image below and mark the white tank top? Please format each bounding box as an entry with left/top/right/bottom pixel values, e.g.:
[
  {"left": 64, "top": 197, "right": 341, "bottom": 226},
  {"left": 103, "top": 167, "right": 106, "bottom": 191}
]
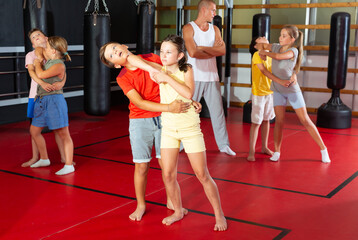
[{"left": 187, "top": 21, "right": 219, "bottom": 82}]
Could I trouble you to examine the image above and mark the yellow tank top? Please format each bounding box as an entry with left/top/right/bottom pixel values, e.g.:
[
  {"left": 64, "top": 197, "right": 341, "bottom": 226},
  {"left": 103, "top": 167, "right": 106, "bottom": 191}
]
[{"left": 160, "top": 66, "right": 200, "bottom": 129}]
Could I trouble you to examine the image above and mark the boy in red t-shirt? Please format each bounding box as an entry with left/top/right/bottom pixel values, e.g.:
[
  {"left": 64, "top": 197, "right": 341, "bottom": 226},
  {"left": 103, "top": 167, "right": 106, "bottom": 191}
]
[{"left": 99, "top": 42, "right": 196, "bottom": 221}]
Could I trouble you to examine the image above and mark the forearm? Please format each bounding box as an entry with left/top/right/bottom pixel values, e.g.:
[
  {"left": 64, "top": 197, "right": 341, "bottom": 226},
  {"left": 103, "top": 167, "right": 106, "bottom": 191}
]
[
  {"left": 157, "top": 73, "right": 193, "bottom": 99},
  {"left": 188, "top": 48, "right": 214, "bottom": 59},
  {"left": 135, "top": 100, "right": 170, "bottom": 112},
  {"left": 200, "top": 45, "right": 225, "bottom": 57},
  {"left": 255, "top": 43, "right": 272, "bottom": 51},
  {"left": 261, "top": 68, "right": 286, "bottom": 84},
  {"left": 34, "top": 47, "right": 44, "bottom": 61},
  {"left": 28, "top": 68, "right": 45, "bottom": 85},
  {"left": 127, "top": 55, "right": 157, "bottom": 72},
  {"left": 34, "top": 63, "right": 46, "bottom": 78},
  {"left": 53, "top": 78, "right": 66, "bottom": 89},
  {"left": 263, "top": 51, "right": 281, "bottom": 60}
]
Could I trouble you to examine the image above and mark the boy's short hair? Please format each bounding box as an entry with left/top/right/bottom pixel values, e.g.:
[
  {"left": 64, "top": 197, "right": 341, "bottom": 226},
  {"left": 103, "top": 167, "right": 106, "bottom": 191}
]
[
  {"left": 249, "top": 36, "right": 259, "bottom": 56},
  {"left": 28, "top": 28, "right": 45, "bottom": 39},
  {"left": 99, "top": 42, "right": 118, "bottom": 68},
  {"left": 198, "top": 0, "right": 216, "bottom": 11}
]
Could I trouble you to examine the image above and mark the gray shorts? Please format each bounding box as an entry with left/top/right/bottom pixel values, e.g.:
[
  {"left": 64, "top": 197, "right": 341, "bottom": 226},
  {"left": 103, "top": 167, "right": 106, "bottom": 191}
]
[
  {"left": 129, "top": 116, "right": 161, "bottom": 163},
  {"left": 273, "top": 91, "right": 306, "bottom": 109}
]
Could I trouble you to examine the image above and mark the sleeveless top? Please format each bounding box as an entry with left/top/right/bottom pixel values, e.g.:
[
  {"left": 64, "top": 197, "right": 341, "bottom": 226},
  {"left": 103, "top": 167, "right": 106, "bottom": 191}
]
[
  {"left": 187, "top": 21, "right": 219, "bottom": 82},
  {"left": 160, "top": 66, "right": 200, "bottom": 129},
  {"left": 36, "top": 59, "right": 65, "bottom": 97}
]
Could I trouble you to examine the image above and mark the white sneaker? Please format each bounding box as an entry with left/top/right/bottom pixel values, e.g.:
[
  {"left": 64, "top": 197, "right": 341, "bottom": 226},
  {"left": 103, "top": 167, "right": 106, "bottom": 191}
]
[
  {"left": 270, "top": 152, "right": 280, "bottom": 162},
  {"left": 220, "top": 146, "right": 236, "bottom": 156},
  {"left": 30, "top": 159, "right": 50, "bottom": 168}
]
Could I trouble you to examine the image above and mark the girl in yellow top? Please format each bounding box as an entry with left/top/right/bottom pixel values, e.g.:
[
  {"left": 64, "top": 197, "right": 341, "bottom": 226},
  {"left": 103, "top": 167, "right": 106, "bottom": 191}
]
[
  {"left": 128, "top": 34, "right": 227, "bottom": 231},
  {"left": 158, "top": 34, "right": 227, "bottom": 231}
]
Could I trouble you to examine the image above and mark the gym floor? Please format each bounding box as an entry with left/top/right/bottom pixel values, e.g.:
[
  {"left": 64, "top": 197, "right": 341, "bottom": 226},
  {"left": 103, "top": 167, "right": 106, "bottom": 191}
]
[{"left": 1, "top": 105, "right": 357, "bottom": 240}]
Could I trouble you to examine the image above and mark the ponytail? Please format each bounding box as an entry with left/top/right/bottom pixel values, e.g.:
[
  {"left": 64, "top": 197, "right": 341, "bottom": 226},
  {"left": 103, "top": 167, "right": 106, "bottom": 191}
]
[
  {"left": 63, "top": 51, "right": 71, "bottom": 62},
  {"left": 178, "top": 54, "right": 191, "bottom": 72},
  {"left": 47, "top": 36, "right": 71, "bottom": 62},
  {"left": 283, "top": 25, "right": 303, "bottom": 73},
  {"left": 294, "top": 30, "right": 303, "bottom": 73}
]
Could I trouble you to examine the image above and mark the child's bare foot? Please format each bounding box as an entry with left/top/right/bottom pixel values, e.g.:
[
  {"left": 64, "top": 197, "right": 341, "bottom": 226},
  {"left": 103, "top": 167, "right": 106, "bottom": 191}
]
[
  {"left": 247, "top": 153, "right": 255, "bottom": 162},
  {"left": 21, "top": 158, "right": 38, "bottom": 167},
  {"left": 167, "top": 201, "right": 188, "bottom": 215},
  {"left": 214, "top": 215, "right": 227, "bottom": 231},
  {"left": 262, "top": 147, "right": 274, "bottom": 156},
  {"left": 129, "top": 205, "right": 146, "bottom": 221},
  {"left": 162, "top": 212, "right": 185, "bottom": 226}
]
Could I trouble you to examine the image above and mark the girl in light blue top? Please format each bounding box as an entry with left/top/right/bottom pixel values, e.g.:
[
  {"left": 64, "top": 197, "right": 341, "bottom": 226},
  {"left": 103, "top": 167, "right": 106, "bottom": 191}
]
[{"left": 255, "top": 25, "right": 330, "bottom": 163}]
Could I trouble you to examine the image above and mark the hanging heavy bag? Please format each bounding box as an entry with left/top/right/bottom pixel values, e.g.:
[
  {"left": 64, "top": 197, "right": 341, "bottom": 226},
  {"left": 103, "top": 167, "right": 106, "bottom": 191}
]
[
  {"left": 136, "top": 0, "right": 155, "bottom": 54},
  {"left": 84, "top": 0, "right": 111, "bottom": 116}
]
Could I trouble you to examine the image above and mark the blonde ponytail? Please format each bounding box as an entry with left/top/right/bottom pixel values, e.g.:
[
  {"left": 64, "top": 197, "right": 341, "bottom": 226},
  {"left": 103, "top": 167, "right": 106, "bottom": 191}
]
[{"left": 283, "top": 25, "right": 303, "bottom": 73}]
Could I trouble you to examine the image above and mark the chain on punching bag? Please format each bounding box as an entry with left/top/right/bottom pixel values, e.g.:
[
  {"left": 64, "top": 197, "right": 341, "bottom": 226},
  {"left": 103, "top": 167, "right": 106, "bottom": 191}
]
[
  {"left": 136, "top": 0, "right": 155, "bottom": 54},
  {"left": 84, "top": 0, "right": 111, "bottom": 116},
  {"left": 23, "top": 0, "right": 47, "bottom": 52}
]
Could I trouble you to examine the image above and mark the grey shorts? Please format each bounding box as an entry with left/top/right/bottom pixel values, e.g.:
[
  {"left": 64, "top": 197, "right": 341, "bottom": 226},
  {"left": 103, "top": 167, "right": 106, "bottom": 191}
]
[
  {"left": 273, "top": 91, "right": 306, "bottom": 109},
  {"left": 129, "top": 116, "right": 161, "bottom": 163}
]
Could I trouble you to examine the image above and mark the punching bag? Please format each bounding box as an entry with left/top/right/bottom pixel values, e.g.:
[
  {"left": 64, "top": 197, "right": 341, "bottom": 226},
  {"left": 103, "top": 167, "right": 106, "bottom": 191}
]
[
  {"left": 244, "top": 13, "right": 271, "bottom": 124},
  {"left": 137, "top": 1, "right": 155, "bottom": 54},
  {"left": 213, "top": 15, "right": 223, "bottom": 82},
  {"left": 84, "top": 0, "right": 111, "bottom": 116},
  {"left": 252, "top": 13, "right": 271, "bottom": 42},
  {"left": 23, "top": 0, "right": 47, "bottom": 88},
  {"left": 316, "top": 12, "right": 352, "bottom": 129}
]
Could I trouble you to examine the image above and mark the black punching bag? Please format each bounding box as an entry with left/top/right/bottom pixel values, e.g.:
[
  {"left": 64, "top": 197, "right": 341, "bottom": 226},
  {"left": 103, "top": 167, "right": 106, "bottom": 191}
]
[
  {"left": 213, "top": 15, "right": 223, "bottom": 82},
  {"left": 84, "top": 0, "right": 111, "bottom": 116},
  {"left": 23, "top": 0, "right": 47, "bottom": 88},
  {"left": 243, "top": 13, "right": 271, "bottom": 124},
  {"left": 252, "top": 13, "right": 271, "bottom": 41},
  {"left": 137, "top": 1, "right": 155, "bottom": 54},
  {"left": 316, "top": 12, "right": 352, "bottom": 129}
]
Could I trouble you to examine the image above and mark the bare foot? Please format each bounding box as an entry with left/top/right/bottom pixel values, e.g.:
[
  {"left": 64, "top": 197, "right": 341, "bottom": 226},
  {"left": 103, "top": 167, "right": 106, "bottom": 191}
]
[
  {"left": 129, "top": 205, "right": 146, "bottom": 221},
  {"left": 21, "top": 158, "right": 38, "bottom": 167},
  {"left": 167, "top": 201, "right": 188, "bottom": 215},
  {"left": 162, "top": 212, "right": 185, "bottom": 226},
  {"left": 214, "top": 215, "right": 227, "bottom": 231},
  {"left": 262, "top": 147, "right": 273, "bottom": 156},
  {"left": 247, "top": 153, "right": 255, "bottom": 162}
]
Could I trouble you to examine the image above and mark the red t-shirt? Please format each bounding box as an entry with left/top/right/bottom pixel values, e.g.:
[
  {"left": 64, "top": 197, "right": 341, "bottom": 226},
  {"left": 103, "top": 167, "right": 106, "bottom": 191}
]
[{"left": 117, "top": 53, "right": 162, "bottom": 119}]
